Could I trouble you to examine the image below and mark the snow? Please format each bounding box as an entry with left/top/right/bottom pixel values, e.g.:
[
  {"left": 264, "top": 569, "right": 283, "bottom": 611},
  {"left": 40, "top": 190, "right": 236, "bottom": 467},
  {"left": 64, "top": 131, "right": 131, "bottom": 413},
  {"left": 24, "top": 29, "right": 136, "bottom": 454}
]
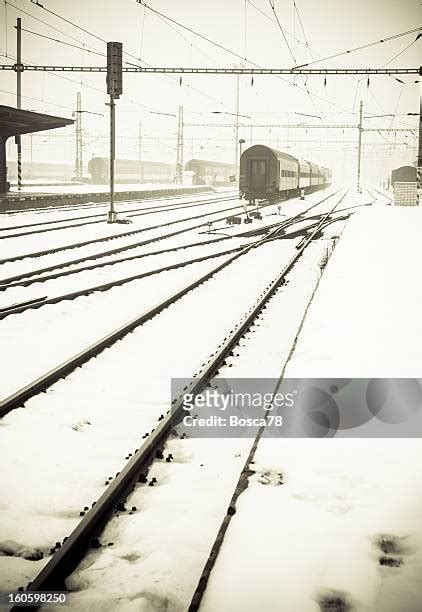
[
  {"left": 0, "top": 198, "right": 243, "bottom": 261},
  {"left": 0, "top": 187, "right": 339, "bottom": 282},
  {"left": 198, "top": 196, "right": 422, "bottom": 612},
  {"left": 39, "top": 228, "right": 341, "bottom": 611},
  {"left": 200, "top": 438, "right": 422, "bottom": 612},
  {"left": 285, "top": 204, "right": 422, "bottom": 378},
  {"left": 4, "top": 187, "right": 414, "bottom": 610},
  {"left": 0, "top": 235, "right": 327, "bottom": 592}
]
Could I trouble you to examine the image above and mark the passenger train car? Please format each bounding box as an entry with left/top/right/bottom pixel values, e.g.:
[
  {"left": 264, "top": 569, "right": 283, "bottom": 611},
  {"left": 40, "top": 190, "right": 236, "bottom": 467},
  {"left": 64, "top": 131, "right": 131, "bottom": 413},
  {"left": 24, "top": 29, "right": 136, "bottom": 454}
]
[
  {"left": 239, "top": 145, "right": 331, "bottom": 203},
  {"left": 8, "top": 161, "right": 75, "bottom": 182},
  {"left": 391, "top": 165, "right": 417, "bottom": 186},
  {"left": 184, "top": 159, "right": 236, "bottom": 185},
  {"left": 88, "top": 157, "right": 174, "bottom": 184}
]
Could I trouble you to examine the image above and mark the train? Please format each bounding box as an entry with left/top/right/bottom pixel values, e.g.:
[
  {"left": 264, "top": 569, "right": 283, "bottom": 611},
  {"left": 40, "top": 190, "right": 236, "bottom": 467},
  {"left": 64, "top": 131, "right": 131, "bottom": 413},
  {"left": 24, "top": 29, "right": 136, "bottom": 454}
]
[
  {"left": 7, "top": 161, "right": 75, "bottom": 182},
  {"left": 87, "top": 157, "right": 175, "bottom": 184},
  {"left": 6, "top": 157, "right": 237, "bottom": 187},
  {"left": 239, "top": 145, "right": 331, "bottom": 203},
  {"left": 184, "top": 159, "right": 236, "bottom": 185},
  {"left": 391, "top": 165, "right": 417, "bottom": 186}
]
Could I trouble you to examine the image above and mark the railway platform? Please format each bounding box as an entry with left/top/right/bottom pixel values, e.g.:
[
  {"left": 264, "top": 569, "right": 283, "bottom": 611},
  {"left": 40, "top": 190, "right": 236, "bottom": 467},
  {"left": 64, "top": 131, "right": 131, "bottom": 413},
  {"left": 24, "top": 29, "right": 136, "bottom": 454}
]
[{"left": 0, "top": 184, "right": 213, "bottom": 212}]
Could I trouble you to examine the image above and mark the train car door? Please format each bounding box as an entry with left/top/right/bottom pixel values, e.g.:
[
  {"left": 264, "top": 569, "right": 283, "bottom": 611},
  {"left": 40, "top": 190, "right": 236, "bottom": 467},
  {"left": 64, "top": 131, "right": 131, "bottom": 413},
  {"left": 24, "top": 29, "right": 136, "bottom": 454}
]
[{"left": 249, "top": 159, "right": 266, "bottom": 189}]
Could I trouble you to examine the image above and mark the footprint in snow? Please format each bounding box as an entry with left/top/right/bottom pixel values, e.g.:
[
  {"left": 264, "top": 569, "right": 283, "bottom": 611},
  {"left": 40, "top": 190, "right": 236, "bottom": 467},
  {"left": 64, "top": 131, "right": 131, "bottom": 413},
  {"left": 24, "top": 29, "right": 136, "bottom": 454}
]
[
  {"left": 256, "top": 469, "right": 284, "bottom": 486},
  {"left": 317, "top": 589, "right": 353, "bottom": 611},
  {"left": 0, "top": 539, "right": 43, "bottom": 561},
  {"left": 375, "top": 533, "right": 411, "bottom": 569},
  {"left": 71, "top": 419, "right": 91, "bottom": 432}
]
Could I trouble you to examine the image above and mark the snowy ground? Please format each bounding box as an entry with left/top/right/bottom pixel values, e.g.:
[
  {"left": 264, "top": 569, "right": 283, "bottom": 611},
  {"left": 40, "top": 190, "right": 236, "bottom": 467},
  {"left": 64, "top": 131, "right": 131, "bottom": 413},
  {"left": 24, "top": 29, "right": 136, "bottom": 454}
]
[
  {"left": 0, "top": 187, "right": 344, "bottom": 399},
  {"left": 44, "top": 224, "right": 343, "bottom": 612},
  {"left": 0, "top": 229, "right": 337, "bottom": 592},
  {"left": 41, "top": 192, "right": 422, "bottom": 612},
  {"left": 2, "top": 187, "right": 404, "bottom": 610},
  {"left": 0, "top": 197, "right": 242, "bottom": 262},
  {"left": 199, "top": 199, "right": 422, "bottom": 612}
]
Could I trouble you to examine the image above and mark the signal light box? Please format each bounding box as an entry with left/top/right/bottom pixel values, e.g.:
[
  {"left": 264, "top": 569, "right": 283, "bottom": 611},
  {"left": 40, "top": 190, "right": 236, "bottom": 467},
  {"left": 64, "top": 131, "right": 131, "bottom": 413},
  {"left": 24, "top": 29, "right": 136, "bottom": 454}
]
[{"left": 107, "top": 42, "right": 123, "bottom": 99}]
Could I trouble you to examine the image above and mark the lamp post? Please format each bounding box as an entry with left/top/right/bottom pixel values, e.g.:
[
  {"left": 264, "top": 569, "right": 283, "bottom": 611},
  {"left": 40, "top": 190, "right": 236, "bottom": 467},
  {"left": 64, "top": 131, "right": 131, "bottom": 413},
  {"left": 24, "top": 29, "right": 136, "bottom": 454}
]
[
  {"left": 239, "top": 138, "right": 245, "bottom": 187},
  {"left": 212, "top": 111, "right": 251, "bottom": 181}
]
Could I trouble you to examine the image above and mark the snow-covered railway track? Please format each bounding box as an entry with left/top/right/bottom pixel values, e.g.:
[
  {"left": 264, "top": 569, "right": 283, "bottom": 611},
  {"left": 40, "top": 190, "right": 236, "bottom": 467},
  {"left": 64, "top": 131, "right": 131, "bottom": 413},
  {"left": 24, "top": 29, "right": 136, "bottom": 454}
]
[
  {"left": 0, "top": 195, "right": 237, "bottom": 240},
  {"left": 0, "top": 198, "right": 250, "bottom": 266},
  {"left": 0, "top": 191, "right": 347, "bottom": 605},
  {"left": 0, "top": 243, "right": 247, "bottom": 318},
  {"left": 0, "top": 228, "right": 283, "bottom": 416},
  {"left": 0, "top": 190, "right": 342, "bottom": 293},
  {"left": 0, "top": 193, "right": 348, "bottom": 318}
]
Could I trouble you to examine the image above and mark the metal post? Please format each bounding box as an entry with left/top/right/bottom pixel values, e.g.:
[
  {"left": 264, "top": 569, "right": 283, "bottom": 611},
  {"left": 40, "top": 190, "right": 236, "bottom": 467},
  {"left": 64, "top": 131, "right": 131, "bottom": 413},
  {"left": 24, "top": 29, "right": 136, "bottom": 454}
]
[
  {"left": 16, "top": 17, "right": 22, "bottom": 191},
  {"left": 138, "top": 120, "right": 142, "bottom": 163},
  {"left": 107, "top": 95, "right": 117, "bottom": 223},
  {"left": 74, "top": 91, "right": 83, "bottom": 181},
  {"left": 175, "top": 105, "right": 184, "bottom": 184},
  {"left": 29, "top": 132, "right": 33, "bottom": 179},
  {"left": 357, "top": 100, "right": 363, "bottom": 193},
  {"left": 417, "top": 80, "right": 422, "bottom": 193},
  {"left": 106, "top": 41, "right": 122, "bottom": 223},
  {"left": 234, "top": 72, "right": 240, "bottom": 181},
  {"left": 238, "top": 138, "right": 245, "bottom": 191},
  {"left": 138, "top": 120, "right": 142, "bottom": 183}
]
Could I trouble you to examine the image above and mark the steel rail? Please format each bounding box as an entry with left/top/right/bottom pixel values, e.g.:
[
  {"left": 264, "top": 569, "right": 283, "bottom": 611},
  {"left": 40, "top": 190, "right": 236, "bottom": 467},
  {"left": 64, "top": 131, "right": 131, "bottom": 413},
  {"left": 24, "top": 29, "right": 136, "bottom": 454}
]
[
  {"left": 0, "top": 192, "right": 228, "bottom": 230},
  {"left": 0, "top": 245, "right": 245, "bottom": 319},
  {"left": 0, "top": 199, "right": 253, "bottom": 265},
  {"left": 0, "top": 190, "right": 340, "bottom": 289},
  {"left": 0, "top": 236, "right": 230, "bottom": 290},
  {"left": 0, "top": 196, "right": 237, "bottom": 240},
  {"left": 10, "top": 189, "right": 349, "bottom": 608},
  {"left": 0, "top": 228, "right": 281, "bottom": 417}
]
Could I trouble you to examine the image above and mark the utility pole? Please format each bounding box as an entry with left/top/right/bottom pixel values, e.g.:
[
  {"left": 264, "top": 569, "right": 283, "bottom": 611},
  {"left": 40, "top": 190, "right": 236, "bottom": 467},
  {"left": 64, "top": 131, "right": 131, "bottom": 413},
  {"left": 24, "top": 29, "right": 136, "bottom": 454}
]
[
  {"left": 418, "top": 81, "right": 422, "bottom": 192},
  {"left": 138, "top": 120, "right": 142, "bottom": 163},
  {"left": 29, "top": 132, "right": 33, "bottom": 179},
  {"left": 16, "top": 18, "right": 22, "bottom": 191},
  {"left": 234, "top": 71, "right": 240, "bottom": 181},
  {"left": 74, "top": 91, "right": 83, "bottom": 181},
  {"left": 106, "top": 41, "right": 122, "bottom": 223},
  {"left": 357, "top": 100, "right": 363, "bottom": 193},
  {"left": 138, "top": 120, "right": 142, "bottom": 182},
  {"left": 175, "top": 105, "right": 184, "bottom": 184}
]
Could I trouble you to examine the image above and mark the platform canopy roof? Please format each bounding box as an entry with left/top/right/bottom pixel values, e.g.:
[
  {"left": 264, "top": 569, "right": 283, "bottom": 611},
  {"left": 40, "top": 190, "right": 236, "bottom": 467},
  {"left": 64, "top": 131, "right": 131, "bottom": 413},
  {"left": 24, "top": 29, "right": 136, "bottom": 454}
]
[{"left": 0, "top": 105, "right": 73, "bottom": 138}]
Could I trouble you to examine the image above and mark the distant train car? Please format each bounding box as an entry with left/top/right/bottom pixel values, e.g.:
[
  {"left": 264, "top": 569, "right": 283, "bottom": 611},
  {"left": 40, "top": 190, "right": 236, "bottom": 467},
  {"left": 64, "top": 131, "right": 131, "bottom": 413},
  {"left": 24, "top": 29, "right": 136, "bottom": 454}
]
[
  {"left": 391, "top": 165, "right": 417, "bottom": 186},
  {"left": 87, "top": 157, "right": 174, "bottom": 184},
  {"left": 184, "top": 159, "right": 236, "bottom": 185},
  {"left": 8, "top": 161, "right": 74, "bottom": 182},
  {"left": 239, "top": 144, "right": 331, "bottom": 203}
]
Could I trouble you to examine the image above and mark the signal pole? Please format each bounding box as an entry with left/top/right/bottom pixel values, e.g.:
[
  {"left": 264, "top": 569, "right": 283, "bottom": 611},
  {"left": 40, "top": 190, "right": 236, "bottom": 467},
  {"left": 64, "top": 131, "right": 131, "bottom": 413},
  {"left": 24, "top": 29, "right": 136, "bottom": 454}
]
[
  {"left": 418, "top": 81, "right": 422, "bottom": 192},
  {"left": 106, "top": 41, "right": 122, "bottom": 223},
  {"left": 175, "top": 105, "right": 184, "bottom": 184},
  {"left": 16, "top": 18, "right": 22, "bottom": 191},
  {"left": 138, "top": 120, "right": 142, "bottom": 163},
  {"left": 357, "top": 100, "right": 363, "bottom": 193},
  {"left": 74, "top": 91, "right": 83, "bottom": 181},
  {"left": 234, "top": 71, "right": 240, "bottom": 181}
]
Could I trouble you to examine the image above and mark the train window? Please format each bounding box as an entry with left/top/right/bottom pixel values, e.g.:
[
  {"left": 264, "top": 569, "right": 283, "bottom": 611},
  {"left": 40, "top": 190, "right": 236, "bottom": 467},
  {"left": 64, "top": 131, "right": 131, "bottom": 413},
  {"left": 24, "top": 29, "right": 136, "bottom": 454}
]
[{"left": 252, "top": 160, "right": 266, "bottom": 175}]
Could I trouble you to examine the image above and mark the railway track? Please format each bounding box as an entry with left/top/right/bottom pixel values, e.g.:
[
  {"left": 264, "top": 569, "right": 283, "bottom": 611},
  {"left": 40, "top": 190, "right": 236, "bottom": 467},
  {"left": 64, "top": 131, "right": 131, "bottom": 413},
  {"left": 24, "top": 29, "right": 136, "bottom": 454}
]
[
  {"left": 0, "top": 189, "right": 340, "bottom": 289},
  {"left": 0, "top": 196, "right": 272, "bottom": 266},
  {"left": 0, "top": 195, "right": 237, "bottom": 240},
  {"left": 0, "top": 191, "right": 346, "bottom": 317},
  {"left": 0, "top": 222, "right": 289, "bottom": 416},
  {"left": 3, "top": 189, "right": 348, "bottom": 608}
]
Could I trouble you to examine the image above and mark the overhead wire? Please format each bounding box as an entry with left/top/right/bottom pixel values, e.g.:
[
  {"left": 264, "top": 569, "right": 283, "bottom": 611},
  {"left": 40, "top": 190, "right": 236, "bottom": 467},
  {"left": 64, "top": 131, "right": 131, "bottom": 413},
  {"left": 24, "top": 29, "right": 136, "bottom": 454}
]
[{"left": 293, "top": 26, "right": 421, "bottom": 68}]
